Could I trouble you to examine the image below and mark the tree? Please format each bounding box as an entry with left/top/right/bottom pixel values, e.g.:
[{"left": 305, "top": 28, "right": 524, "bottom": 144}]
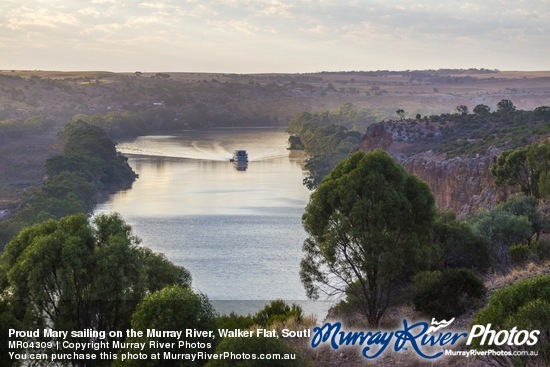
[
  {"left": 491, "top": 141, "right": 550, "bottom": 198},
  {"left": 0, "top": 213, "right": 190, "bottom": 363},
  {"left": 469, "top": 208, "right": 531, "bottom": 271},
  {"left": 471, "top": 274, "right": 550, "bottom": 367},
  {"left": 456, "top": 105, "right": 469, "bottom": 115},
  {"left": 413, "top": 268, "right": 485, "bottom": 319},
  {"left": 116, "top": 285, "right": 216, "bottom": 367},
  {"left": 396, "top": 108, "right": 405, "bottom": 120},
  {"left": 497, "top": 99, "right": 516, "bottom": 115},
  {"left": 432, "top": 210, "right": 490, "bottom": 271},
  {"left": 253, "top": 299, "right": 303, "bottom": 327},
  {"left": 300, "top": 150, "right": 436, "bottom": 326},
  {"left": 473, "top": 104, "right": 491, "bottom": 115}
]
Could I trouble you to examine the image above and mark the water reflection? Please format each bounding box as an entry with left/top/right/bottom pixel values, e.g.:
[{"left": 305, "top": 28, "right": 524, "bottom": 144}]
[
  {"left": 233, "top": 161, "right": 248, "bottom": 171},
  {"left": 95, "top": 128, "right": 327, "bottom": 315}
]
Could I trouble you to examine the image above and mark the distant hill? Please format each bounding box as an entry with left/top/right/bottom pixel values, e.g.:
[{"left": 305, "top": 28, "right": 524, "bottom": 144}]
[{"left": 1, "top": 69, "right": 550, "bottom": 207}]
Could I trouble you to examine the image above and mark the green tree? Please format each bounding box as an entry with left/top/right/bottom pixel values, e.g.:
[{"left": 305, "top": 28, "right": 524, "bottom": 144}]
[
  {"left": 253, "top": 299, "right": 303, "bottom": 327},
  {"left": 471, "top": 274, "right": 550, "bottom": 367},
  {"left": 413, "top": 268, "right": 485, "bottom": 319},
  {"left": 116, "top": 285, "right": 216, "bottom": 367},
  {"left": 0, "top": 213, "right": 190, "bottom": 364},
  {"left": 497, "top": 99, "right": 516, "bottom": 115},
  {"left": 433, "top": 210, "right": 490, "bottom": 271},
  {"left": 469, "top": 208, "right": 531, "bottom": 271},
  {"left": 491, "top": 141, "right": 550, "bottom": 198},
  {"left": 499, "top": 193, "right": 546, "bottom": 241},
  {"left": 300, "top": 150, "right": 436, "bottom": 326},
  {"left": 473, "top": 104, "right": 491, "bottom": 115}
]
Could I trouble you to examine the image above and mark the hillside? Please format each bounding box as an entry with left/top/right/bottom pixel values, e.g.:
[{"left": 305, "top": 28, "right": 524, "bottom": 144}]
[{"left": 1, "top": 69, "right": 550, "bottom": 208}]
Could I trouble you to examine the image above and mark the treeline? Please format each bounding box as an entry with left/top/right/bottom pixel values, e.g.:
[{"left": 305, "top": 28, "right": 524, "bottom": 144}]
[
  {"left": 71, "top": 107, "right": 279, "bottom": 139},
  {"left": 286, "top": 104, "right": 366, "bottom": 189},
  {"left": 288, "top": 101, "right": 550, "bottom": 188},
  {"left": 406, "top": 100, "right": 550, "bottom": 156},
  {"left": 0, "top": 120, "right": 137, "bottom": 249}
]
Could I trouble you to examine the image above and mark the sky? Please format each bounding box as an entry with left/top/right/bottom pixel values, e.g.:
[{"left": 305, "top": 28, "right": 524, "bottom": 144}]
[{"left": 1, "top": 0, "right": 549, "bottom": 73}]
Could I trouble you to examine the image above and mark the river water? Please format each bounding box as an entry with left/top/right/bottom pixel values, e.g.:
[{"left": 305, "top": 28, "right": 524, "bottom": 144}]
[{"left": 94, "top": 127, "right": 330, "bottom": 317}]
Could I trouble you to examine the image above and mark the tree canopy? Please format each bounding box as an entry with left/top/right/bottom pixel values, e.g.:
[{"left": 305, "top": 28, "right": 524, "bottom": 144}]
[
  {"left": 300, "top": 150, "right": 436, "bottom": 326},
  {"left": 115, "top": 285, "right": 216, "bottom": 367},
  {"left": 491, "top": 140, "right": 550, "bottom": 198},
  {"left": 0, "top": 213, "right": 190, "bottom": 364}
]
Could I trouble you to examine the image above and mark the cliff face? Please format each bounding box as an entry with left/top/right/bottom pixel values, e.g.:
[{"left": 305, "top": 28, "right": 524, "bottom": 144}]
[{"left": 361, "top": 123, "right": 507, "bottom": 216}]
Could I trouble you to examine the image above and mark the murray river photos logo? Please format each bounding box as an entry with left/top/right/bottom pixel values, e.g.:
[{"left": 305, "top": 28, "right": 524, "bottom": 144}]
[{"left": 310, "top": 318, "right": 541, "bottom": 360}]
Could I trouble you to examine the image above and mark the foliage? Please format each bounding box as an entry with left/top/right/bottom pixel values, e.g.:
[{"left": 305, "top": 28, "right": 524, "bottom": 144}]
[
  {"left": 469, "top": 207, "right": 531, "bottom": 271},
  {"left": 286, "top": 107, "right": 364, "bottom": 189},
  {"left": 215, "top": 312, "right": 255, "bottom": 331},
  {"left": 300, "top": 150, "right": 437, "bottom": 326},
  {"left": 57, "top": 120, "right": 137, "bottom": 187},
  {"left": 253, "top": 299, "right": 303, "bottom": 327},
  {"left": 491, "top": 141, "right": 550, "bottom": 198},
  {"left": 468, "top": 193, "right": 547, "bottom": 269},
  {"left": 498, "top": 193, "right": 546, "bottom": 241},
  {"left": 473, "top": 104, "right": 490, "bottom": 115},
  {"left": 0, "top": 121, "right": 137, "bottom": 249},
  {"left": 115, "top": 285, "right": 216, "bottom": 367},
  {"left": 0, "top": 213, "right": 190, "bottom": 364},
  {"left": 205, "top": 334, "right": 307, "bottom": 367},
  {"left": 416, "top": 101, "right": 550, "bottom": 157},
  {"left": 413, "top": 268, "right": 486, "bottom": 319},
  {"left": 471, "top": 274, "right": 550, "bottom": 367},
  {"left": 432, "top": 210, "right": 491, "bottom": 271}
]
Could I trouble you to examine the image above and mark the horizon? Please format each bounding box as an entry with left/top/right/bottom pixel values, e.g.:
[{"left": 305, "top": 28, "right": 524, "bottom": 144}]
[
  {"left": 3, "top": 68, "right": 550, "bottom": 75},
  {"left": 1, "top": 1, "right": 549, "bottom": 73}
]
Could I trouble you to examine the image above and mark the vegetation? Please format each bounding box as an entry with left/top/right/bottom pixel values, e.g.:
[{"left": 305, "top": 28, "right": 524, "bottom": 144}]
[
  {"left": 0, "top": 213, "right": 191, "bottom": 364},
  {"left": 206, "top": 334, "right": 307, "bottom": 367},
  {"left": 413, "top": 268, "right": 486, "bottom": 319},
  {"left": 468, "top": 194, "right": 549, "bottom": 271},
  {"left": 286, "top": 106, "right": 364, "bottom": 189},
  {"left": 0, "top": 121, "right": 137, "bottom": 249},
  {"left": 432, "top": 210, "right": 491, "bottom": 271},
  {"left": 115, "top": 285, "right": 216, "bottom": 367},
  {"left": 300, "top": 150, "right": 436, "bottom": 326},
  {"left": 471, "top": 274, "right": 550, "bottom": 367},
  {"left": 491, "top": 141, "right": 550, "bottom": 198},
  {"left": 424, "top": 102, "right": 550, "bottom": 157}
]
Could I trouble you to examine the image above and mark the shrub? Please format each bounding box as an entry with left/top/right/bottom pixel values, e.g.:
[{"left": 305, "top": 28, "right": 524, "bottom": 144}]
[
  {"left": 205, "top": 334, "right": 307, "bottom": 367},
  {"left": 471, "top": 275, "right": 550, "bottom": 366},
  {"left": 413, "top": 268, "right": 486, "bottom": 319},
  {"left": 253, "top": 300, "right": 303, "bottom": 327}
]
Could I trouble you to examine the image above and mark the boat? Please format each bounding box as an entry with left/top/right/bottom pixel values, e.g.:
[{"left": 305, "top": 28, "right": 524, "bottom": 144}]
[{"left": 230, "top": 150, "right": 248, "bottom": 163}]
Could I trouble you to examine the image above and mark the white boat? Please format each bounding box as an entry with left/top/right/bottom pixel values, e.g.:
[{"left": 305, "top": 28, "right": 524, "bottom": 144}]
[{"left": 230, "top": 150, "right": 248, "bottom": 163}]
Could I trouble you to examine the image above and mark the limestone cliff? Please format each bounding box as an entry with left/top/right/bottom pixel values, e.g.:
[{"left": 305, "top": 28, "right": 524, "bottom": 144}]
[{"left": 361, "top": 122, "right": 508, "bottom": 216}]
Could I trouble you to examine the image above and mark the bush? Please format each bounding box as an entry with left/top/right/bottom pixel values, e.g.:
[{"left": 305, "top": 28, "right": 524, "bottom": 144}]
[
  {"left": 471, "top": 275, "right": 550, "bottom": 366},
  {"left": 253, "top": 300, "right": 303, "bottom": 327},
  {"left": 216, "top": 312, "right": 255, "bottom": 331},
  {"left": 509, "top": 243, "right": 531, "bottom": 265},
  {"left": 413, "top": 268, "right": 486, "bottom": 319},
  {"left": 205, "top": 334, "right": 307, "bottom": 367}
]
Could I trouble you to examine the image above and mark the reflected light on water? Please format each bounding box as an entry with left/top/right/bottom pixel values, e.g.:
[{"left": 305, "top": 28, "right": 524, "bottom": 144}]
[{"left": 95, "top": 128, "right": 328, "bottom": 316}]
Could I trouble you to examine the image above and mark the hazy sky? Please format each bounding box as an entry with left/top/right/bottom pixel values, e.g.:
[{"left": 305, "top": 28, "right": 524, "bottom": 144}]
[{"left": 1, "top": 0, "right": 549, "bottom": 73}]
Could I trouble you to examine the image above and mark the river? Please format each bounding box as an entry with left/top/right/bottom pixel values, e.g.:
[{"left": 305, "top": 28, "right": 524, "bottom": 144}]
[{"left": 94, "top": 127, "right": 330, "bottom": 317}]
